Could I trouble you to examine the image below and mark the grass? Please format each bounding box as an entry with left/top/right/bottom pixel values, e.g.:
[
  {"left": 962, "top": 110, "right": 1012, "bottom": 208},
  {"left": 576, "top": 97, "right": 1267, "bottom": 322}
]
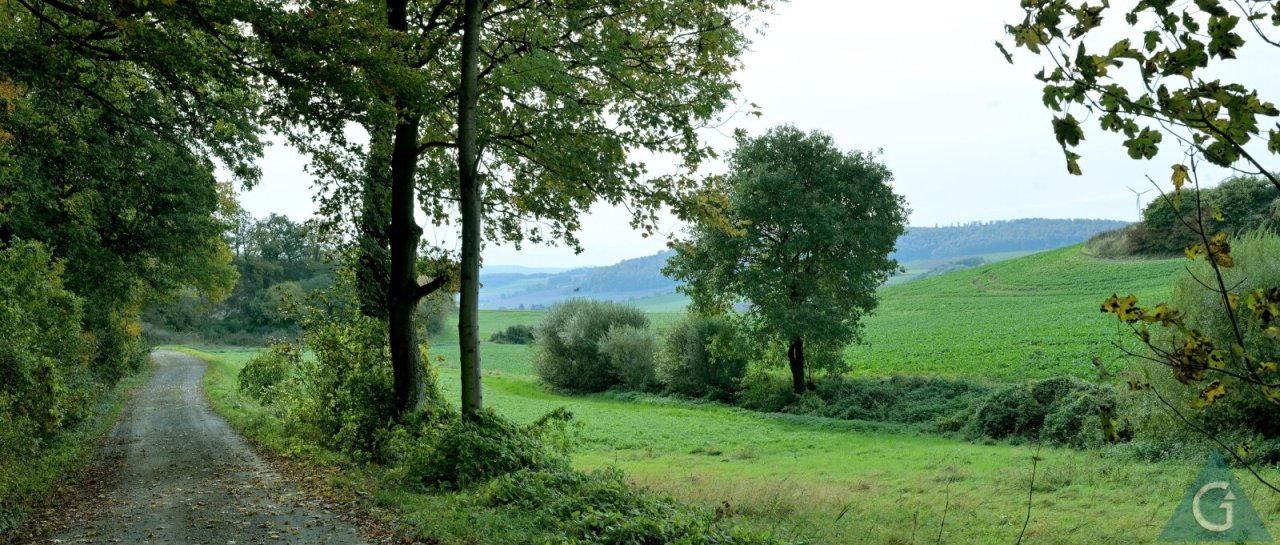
[
  {"left": 845, "top": 245, "right": 1184, "bottom": 381},
  {"left": 191, "top": 344, "right": 1280, "bottom": 544},
  {"left": 457, "top": 246, "right": 1185, "bottom": 383},
  {"left": 186, "top": 246, "right": 1269, "bottom": 544}
]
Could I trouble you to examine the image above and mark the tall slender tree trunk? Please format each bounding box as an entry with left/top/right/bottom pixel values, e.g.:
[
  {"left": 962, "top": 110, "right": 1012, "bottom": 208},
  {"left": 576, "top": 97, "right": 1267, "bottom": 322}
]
[
  {"left": 456, "top": 0, "right": 483, "bottom": 420},
  {"left": 787, "top": 336, "right": 805, "bottom": 395},
  {"left": 385, "top": 0, "right": 425, "bottom": 416}
]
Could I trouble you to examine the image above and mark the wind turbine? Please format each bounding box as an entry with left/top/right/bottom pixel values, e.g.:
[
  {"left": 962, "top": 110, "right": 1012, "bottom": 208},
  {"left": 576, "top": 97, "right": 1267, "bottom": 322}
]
[{"left": 1127, "top": 186, "right": 1152, "bottom": 221}]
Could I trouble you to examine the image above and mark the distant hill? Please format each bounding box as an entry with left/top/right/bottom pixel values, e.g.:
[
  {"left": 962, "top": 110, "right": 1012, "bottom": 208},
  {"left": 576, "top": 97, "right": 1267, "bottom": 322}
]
[
  {"left": 480, "top": 251, "right": 678, "bottom": 310},
  {"left": 478, "top": 218, "right": 1131, "bottom": 310},
  {"left": 891, "top": 218, "right": 1129, "bottom": 262}
]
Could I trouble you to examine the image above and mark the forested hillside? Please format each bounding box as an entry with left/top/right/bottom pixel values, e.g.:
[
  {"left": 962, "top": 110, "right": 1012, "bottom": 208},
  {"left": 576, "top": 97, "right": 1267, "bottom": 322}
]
[
  {"left": 479, "top": 251, "right": 678, "bottom": 309},
  {"left": 891, "top": 218, "right": 1129, "bottom": 261}
]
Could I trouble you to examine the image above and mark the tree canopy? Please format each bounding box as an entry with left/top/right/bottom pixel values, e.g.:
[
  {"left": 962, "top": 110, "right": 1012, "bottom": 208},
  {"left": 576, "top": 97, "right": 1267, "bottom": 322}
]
[
  {"left": 667, "top": 126, "right": 907, "bottom": 394},
  {"left": 251, "top": 0, "right": 774, "bottom": 417},
  {"left": 1, "top": 0, "right": 262, "bottom": 379}
]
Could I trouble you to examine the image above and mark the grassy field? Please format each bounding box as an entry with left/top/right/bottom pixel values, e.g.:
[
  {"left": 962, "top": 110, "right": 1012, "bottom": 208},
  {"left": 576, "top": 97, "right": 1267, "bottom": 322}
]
[
  {"left": 845, "top": 246, "right": 1184, "bottom": 381},
  {"left": 187, "top": 246, "right": 1277, "bottom": 544},
  {"left": 192, "top": 344, "right": 1280, "bottom": 545}
]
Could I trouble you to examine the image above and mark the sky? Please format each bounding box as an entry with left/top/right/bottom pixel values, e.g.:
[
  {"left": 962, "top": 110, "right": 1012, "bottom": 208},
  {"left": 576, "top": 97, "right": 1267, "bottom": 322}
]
[{"left": 236, "top": 1, "right": 1280, "bottom": 268}]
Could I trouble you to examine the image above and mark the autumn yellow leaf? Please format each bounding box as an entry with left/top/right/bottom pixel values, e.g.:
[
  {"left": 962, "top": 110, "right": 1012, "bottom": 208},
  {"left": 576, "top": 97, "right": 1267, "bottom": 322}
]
[
  {"left": 1190, "top": 380, "right": 1226, "bottom": 408},
  {"left": 1101, "top": 294, "right": 1143, "bottom": 322},
  {"left": 1171, "top": 163, "right": 1189, "bottom": 191}
]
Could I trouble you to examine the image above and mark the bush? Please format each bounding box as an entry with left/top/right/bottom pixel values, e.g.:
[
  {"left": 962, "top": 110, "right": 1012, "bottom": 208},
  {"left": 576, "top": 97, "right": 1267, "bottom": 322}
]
[
  {"left": 1084, "top": 226, "right": 1137, "bottom": 258},
  {"left": 656, "top": 315, "right": 748, "bottom": 401},
  {"left": 0, "top": 242, "right": 93, "bottom": 440},
  {"left": 1129, "top": 230, "right": 1280, "bottom": 444},
  {"left": 237, "top": 340, "right": 299, "bottom": 403},
  {"left": 533, "top": 299, "right": 649, "bottom": 392},
  {"left": 598, "top": 325, "right": 657, "bottom": 391},
  {"left": 489, "top": 324, "right": 535, "bottom": 345},
  {"left": 484, "top": 467, "right": 789, "bottom": 545},
  {"left": 969, "top": 376, "right": 1115, "bottom": 445},
  {"left": 389, "top": 408, "right": 574, "bottom": 490},
  {"left": 736, "top": 371, "right": 796, "bottom": 413},
  {"left": 812, "top": 376, "right": 991, "bottom": 428}
]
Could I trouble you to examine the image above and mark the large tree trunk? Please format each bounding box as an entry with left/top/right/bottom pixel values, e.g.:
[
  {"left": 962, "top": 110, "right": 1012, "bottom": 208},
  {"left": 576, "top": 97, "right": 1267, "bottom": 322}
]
[
  {"left": 456, "top": 0, "right": 483, "bottom": 420},
  {"left": 787, "top": 336, "right": 805, "bottom": 395},
  {"left": 386, "top": 0, "right": 425, "bottom": 416}
]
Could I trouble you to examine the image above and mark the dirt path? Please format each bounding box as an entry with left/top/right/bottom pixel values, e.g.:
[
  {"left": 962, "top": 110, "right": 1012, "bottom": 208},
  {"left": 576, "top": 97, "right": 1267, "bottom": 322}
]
[{"left": 49, "top": 350, "right": 368, "bottom": 545}]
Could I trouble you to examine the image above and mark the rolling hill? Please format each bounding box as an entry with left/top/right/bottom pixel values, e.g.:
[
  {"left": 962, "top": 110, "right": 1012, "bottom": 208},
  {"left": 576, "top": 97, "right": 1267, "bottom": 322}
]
[{"left": 480, "top": 218, "right": 1133, "bottom": 310}]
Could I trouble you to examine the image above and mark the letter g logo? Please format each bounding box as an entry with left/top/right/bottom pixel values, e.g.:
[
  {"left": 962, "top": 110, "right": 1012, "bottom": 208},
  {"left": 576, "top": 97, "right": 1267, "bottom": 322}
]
[{"left": 1192, "top": 481, "right": 1235, "bottom": 532}]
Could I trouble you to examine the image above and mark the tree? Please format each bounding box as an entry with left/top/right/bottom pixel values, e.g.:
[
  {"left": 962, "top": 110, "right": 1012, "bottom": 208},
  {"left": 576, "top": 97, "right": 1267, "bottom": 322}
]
[
  {"left": 666, "top": 126, "right": 907, "bottom": 394},
  {"left": 254, "top": 0, "right": 774, "bottom": 418},
  {"left": 1003, "top": 2, "right": 1280, "bottom": 465},
  {"left": 1, "top": 0, "right": 259, "bottom": 379}
]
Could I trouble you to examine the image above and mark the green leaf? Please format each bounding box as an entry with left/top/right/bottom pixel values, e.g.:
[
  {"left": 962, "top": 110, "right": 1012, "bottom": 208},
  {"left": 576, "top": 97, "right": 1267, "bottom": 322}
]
[
  {"left": 1066, "top": 150, "right": 1083, "bottom": 175},
  {"left": 1052, "top": 114, "right": 1085, "bottom": 147},
  {"left": 1208, "top": 15, "right": 1244, "bottom": 59},
  {"left": 1269, "top": 129, "right": 1280, "bottom": 154},
  {"left": 1194, "top": 0, "right": 1229, "bottom": 17},
  {"left": 1124, "top": 128, "right": 1162, "bottom": 159},
  {"left": 1144, "top": 30, "right": 1160, "bottom": 52},
  {"left": 995, "top": 41, "right": 1013, "bottom": 64}
]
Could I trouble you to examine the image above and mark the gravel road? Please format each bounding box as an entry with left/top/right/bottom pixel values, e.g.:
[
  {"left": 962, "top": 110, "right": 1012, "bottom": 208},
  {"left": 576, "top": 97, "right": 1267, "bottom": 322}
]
[{"left": 49, "top": 350, "right": 368, "bottom": 545}]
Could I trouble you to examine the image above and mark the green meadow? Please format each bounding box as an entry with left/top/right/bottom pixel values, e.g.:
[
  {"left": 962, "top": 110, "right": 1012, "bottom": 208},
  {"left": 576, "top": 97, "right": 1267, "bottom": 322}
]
[{"left": 188, "top": 245, "right": 1280, "bottom": 544}]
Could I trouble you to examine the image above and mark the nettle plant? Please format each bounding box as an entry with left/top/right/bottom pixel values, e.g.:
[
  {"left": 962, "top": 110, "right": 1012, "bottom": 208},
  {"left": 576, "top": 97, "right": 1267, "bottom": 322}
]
[{"left": 1000, "top": 0, "right": 1280, "bottom": 464}]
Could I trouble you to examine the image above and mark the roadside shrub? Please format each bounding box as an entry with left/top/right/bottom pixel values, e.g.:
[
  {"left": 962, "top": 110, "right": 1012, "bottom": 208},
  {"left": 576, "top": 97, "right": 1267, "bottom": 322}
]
[
  {"left": 281, "top": 309, "right": 399, "bottom": 459},
  {"left": 489, "top": 324, "right": 535, "bottom": 345},
  {"left": 533, "top": 299, "right": 649, "bottom": 392},
  {"left": 388, "top": 408, "right": 574, "bottom": 490},
  {"left": 85, "top": 307, "right": 148, "bottom": 383},
  {"left": 598, "top": 325, "right": 657, "bottom": 391},
  {"left": 0, "top": 241, "right": 92, "bottom": 440},
  {"left": 237, "top": 340, "right": 299, "bottom": 403},
  {"left": 657, "top": 315, "right": 749, "bottom": 401},
  {"left": 484, "top": 467, "right": 789, "bottom": 545}
]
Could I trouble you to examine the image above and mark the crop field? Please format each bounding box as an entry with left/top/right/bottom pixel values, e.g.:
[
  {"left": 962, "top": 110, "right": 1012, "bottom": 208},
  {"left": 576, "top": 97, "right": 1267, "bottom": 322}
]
[
  {"left": 845, "top": 246, "right": 1185, "bottom": 381},
  {"left": 189, "top": 246, "right": 1253, "bottom": 544}
]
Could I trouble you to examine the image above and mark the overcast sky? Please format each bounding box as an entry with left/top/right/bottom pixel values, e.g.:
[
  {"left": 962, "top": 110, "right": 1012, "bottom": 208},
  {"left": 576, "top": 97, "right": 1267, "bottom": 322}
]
[{"left": 237, "top": 1, "right": 1280, "bottom": 268}]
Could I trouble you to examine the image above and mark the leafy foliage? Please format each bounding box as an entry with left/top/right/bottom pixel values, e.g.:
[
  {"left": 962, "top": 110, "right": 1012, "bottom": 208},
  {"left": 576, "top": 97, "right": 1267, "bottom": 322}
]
[
  {"left": 656, "top": 315, "right": 749, "bottom": 401},
  {"left": 668, "top": 125, "right": 907, "bottom": 393},
  {"left": 969, "top": 377, "right": 1118, "bottom": 447},
  {"left": 0, "top": 242, "right": 92, "bottom": 442},
  {"left": 533, "top": 299, "right": 650, "bottom": 392},
  {"left": 388, "top": 408, "right": 574, "bottom": 490},
  {"left": 489, "top": 324, "right": 536, "bottom": 345},
  {"left": 598, "top": 325, "right": 658, "bottom": 393},
  {"left": 1, "top": 0, "right": 257, "bottom": 380},
  {"left": 1002, "top": 1, "right": 1280, "bottom": 185},
  {"left": 484, "top": 468, "right": 789, "bottom": 545},
  {"left": 237, "top": 341, "right": 299, "bottom": 404}
]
